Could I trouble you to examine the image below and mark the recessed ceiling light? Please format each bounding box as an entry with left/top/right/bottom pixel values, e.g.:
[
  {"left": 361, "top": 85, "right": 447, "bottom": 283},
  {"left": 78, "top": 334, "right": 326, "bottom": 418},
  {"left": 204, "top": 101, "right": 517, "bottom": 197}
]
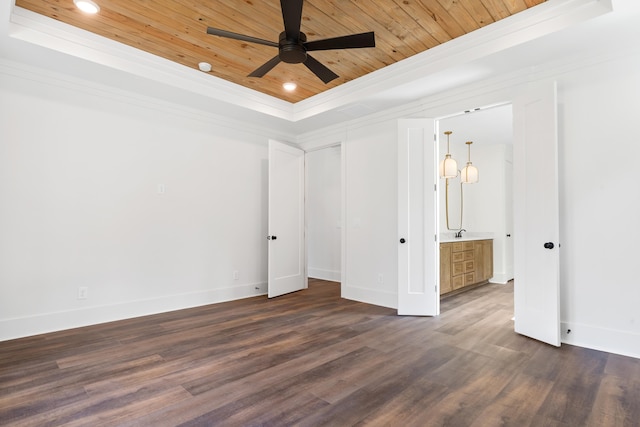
[
  {"left": 198, "top": 62, "right": 212, "bottom": 72},
  {"left": 73, "top": 0, "right": 100, "bottom": 14},
  {"left": 283, "top": 82, "right": 297, "bottom": 91}
]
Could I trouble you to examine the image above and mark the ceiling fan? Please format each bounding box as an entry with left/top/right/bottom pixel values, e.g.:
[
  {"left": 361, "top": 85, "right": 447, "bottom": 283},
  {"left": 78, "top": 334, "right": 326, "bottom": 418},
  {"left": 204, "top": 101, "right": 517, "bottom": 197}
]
[{"left": 206, "top": 0, "right": 375, "bottom": 84}]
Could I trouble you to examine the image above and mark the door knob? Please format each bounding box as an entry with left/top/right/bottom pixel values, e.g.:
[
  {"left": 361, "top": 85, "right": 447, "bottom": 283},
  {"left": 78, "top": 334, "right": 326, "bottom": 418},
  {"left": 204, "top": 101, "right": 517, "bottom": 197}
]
[
  {"left": 399, "top": 238, "right": 406, "bottom": 244},
  {"left": 543, "top": 242, "right": 554, "bottom": 249},
  {"left": 267, "top": 235, "right": 277, "bottom": 240}
]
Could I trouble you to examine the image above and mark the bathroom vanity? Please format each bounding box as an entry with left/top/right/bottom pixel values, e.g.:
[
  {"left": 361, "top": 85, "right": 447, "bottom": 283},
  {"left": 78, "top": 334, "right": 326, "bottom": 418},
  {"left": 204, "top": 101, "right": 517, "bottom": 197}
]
[{"left": 440, "top": 237, "right": 493, "bottom": 295}]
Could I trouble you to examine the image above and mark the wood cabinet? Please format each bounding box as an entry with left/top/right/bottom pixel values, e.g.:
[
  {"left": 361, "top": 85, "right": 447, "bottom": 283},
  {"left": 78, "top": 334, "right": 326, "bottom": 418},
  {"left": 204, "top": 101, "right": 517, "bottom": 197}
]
[
  {"left": 440, "top": 239, "right": 493, "bottom": 295},
  {"left": 440, "top": 243, "right": 452, "bottom": 294}
]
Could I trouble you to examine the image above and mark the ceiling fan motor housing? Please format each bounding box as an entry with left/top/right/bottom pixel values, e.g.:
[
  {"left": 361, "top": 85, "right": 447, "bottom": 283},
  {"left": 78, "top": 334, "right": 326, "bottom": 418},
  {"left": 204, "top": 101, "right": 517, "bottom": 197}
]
[
  {"left": 206, "top": 0, "right": 374, "bottom": 83},
  {"left": 279, "top": 31, "right": 307, "bottom": 63}
]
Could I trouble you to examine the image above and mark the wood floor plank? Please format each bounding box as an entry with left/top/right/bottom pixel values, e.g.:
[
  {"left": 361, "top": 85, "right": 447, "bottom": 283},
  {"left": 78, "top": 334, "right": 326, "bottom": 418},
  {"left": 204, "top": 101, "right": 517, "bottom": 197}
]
[
  {"left": 470, "top": 372, "right": 555, "bottom": 426},
  {"left": 1, "top": 280, "right": 639, "bottom": 426}
]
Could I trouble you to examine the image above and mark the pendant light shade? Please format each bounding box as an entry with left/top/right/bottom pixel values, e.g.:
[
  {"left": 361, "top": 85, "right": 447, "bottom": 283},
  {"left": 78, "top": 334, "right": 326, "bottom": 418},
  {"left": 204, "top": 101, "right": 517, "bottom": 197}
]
[
  {"left": 460, "top": 141, "right": 478, "bottom": 184},
  {"left": 439, "top": 131, "right": 458, "bottom": 178}
]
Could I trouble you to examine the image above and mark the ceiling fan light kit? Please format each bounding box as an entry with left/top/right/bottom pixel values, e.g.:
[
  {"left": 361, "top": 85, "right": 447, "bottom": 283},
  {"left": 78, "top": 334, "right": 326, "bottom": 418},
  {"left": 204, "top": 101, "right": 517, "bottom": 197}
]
[
  {"left": 283, "top": 82, "right": 297, "bottom": 91},
  {"left": 205, "top": 0, "right": 375, "bottom": 84}
]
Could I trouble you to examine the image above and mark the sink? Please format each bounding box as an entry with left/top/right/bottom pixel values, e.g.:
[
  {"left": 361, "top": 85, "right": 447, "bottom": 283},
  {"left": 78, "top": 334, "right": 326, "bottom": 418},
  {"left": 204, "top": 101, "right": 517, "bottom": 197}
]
[{"left": 439, "top": 232, "right": 495, "bottom": 243}]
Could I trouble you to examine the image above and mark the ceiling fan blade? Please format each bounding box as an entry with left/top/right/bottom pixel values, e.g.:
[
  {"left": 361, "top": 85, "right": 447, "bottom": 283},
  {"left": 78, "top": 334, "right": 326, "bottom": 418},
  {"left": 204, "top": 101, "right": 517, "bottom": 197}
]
[
  {"left": 280, "top": 0, "right": 303, "bottom": 40},
  {"left": 303, "top": 54, "right": 338, "bottom": 84},
  {"left": 304, "top": 32, "right": 376, "bottom": 51},
  {"left": 248, "top": 55, "right": 282, "bottom": 78},
  {"left": 207, "top": 27, "right": 278, "bottom": 48}
]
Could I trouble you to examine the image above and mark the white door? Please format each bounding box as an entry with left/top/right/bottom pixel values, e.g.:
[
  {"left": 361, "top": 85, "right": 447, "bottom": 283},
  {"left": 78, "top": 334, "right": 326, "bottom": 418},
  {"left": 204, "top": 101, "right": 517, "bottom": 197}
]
[
  {"left": 513, "top": 81, "right": 561, "bottom": 346},
  {"left": 397, "top": 119, "right": 439, "bottom": 316},
  {"left": 268, "top": 140, "right": 306, "bottom": 298}
]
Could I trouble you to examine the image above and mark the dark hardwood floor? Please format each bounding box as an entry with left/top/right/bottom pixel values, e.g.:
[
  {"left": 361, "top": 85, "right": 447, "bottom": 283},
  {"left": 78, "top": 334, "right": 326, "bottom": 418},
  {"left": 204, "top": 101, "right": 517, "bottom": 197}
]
[{"left": 1, "top": 280, "right": 639, "bottom": 426}]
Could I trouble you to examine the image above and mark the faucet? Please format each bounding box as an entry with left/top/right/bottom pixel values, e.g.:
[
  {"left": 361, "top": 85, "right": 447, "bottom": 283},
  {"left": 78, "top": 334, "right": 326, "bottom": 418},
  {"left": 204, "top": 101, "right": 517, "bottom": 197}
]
[{"left": 455, "top": 229, "right": 466, "bottom": 238}]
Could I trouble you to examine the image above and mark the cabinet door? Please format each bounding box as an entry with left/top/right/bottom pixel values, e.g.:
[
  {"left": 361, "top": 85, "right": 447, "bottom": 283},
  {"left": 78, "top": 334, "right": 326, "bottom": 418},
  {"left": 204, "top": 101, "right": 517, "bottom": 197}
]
[
  {"left": 473, "top": 241, "right": 484, "bottom": 281},
  {"left": 440, "top": 244, "right": 452, "bottom": 294},
  {"left": 482, "top": 240, "right": 493, "bottom": 280}
]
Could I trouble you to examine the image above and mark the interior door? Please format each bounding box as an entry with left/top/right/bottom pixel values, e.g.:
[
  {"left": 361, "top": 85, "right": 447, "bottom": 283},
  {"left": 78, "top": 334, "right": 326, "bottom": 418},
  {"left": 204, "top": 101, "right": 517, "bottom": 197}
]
[
  {"left": 268, "top": 140, "right": 306, "bottom": 298},
  {"left": 397, "top": 119, "right": 438, "bottom": 316},
  {"left": 512, "top": 81, "right": 560, "bottom": 346}
]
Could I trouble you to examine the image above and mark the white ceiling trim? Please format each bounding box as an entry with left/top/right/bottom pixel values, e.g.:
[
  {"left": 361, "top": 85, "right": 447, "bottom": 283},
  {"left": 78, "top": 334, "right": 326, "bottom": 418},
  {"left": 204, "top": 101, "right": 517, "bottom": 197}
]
[
  {"left": 290, "top": 0, "right": 613, "bottom": 121},
  {"left": 7, "top": 0, "right": 612, "bottom": 124},
  {"left": 0, "top": 57, "right": 297, "bottom": 141},
  {"left": 8, "top": 5, "right": 295, "bottom": 121}
]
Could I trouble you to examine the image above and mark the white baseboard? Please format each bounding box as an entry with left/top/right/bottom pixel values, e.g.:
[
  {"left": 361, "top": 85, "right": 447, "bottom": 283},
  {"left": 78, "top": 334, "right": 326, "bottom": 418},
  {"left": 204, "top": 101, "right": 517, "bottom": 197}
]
[
  {"left": 561, "top": 321, "right": 640, "bottom": 360},
  {"left": 0, "top": 282, "right": 267, "bottom": 342},
  {"left": 308, "top": 267, "right": 341, "bottom": 282},
  {"left": 489, "top": 272, "right": 513, "bottom": 284},
  {"left": 342, "top": 283, "right": 396, "bottom": 309}
]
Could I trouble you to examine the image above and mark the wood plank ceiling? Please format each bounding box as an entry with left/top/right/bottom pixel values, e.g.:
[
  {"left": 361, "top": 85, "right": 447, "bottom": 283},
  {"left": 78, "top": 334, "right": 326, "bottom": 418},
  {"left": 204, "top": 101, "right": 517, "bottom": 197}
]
[{"left": 15, "top": 0, "right": 546, "bottom": 103}]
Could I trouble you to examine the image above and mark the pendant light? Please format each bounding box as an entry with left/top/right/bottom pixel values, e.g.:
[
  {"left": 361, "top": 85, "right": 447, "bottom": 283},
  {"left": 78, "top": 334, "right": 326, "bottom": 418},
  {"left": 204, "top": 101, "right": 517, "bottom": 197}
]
[
  {"left": 460, "top": 141, "right": 479, "bottom": 184},
  {"left": 439, "top": 131, "right": 458, "bottom": 178}
]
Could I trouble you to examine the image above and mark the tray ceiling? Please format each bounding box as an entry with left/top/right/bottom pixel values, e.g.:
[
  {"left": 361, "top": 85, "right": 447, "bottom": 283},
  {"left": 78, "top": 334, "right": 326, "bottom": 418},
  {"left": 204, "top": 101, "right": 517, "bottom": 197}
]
[{"left": 14, "top": 0, "right": 546, "bottom": 103}]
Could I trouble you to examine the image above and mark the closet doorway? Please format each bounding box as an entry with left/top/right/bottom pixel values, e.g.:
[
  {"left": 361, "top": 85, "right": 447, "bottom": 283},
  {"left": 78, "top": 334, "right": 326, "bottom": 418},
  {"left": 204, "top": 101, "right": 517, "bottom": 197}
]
[{"left": 305, "top": 145, "right": 342, "bottom": 284}]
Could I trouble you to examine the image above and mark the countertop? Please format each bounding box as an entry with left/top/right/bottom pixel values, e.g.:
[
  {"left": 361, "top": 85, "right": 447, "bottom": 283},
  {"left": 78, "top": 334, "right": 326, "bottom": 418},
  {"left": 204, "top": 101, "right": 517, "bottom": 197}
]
[{"left": 439, "top": 232, "right": 495, "bottom": 243}]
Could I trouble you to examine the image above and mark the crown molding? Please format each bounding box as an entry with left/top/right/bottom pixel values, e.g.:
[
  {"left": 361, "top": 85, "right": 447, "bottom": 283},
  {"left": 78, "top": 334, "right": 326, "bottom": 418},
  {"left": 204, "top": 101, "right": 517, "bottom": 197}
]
[
  {"left": 0, "top": 57, "right": 296, "bottom": 142},
  {"left": 290, "top": 0, "right": 613, "bottom": 121},
  {"left": 8, "top": 6, "right": 295, "bottom": 121}
]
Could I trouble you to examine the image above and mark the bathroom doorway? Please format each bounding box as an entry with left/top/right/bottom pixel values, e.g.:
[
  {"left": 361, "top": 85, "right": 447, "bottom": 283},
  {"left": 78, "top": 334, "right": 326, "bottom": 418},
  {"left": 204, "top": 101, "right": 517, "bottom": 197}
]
[{"left": 436, "top": 104, "right": 515, "bottom": 298}]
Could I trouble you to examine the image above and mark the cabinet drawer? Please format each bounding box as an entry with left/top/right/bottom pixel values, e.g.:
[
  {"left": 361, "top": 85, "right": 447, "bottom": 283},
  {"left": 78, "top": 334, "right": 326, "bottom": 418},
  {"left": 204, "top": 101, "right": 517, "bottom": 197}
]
[
  {"left": 452, "top": 252, "right": 465, "bottom": 262},
  {"left": 464, "top": 260, "right": 475, "bottom": 272},
  {"left": 452, "top": 261, "right": 464, "bottom": 276},
  {"left": 463, "top": 250, "right": 474, "bottom": 261},
  {"left": 464, "top": 273, "right": 475, "bottom": 285},
  {"left": 452, "top": 275, "right": 464, "bottom": 289},
  {"left": 451, "top": 241, "right": 474, "bottom": 252}
]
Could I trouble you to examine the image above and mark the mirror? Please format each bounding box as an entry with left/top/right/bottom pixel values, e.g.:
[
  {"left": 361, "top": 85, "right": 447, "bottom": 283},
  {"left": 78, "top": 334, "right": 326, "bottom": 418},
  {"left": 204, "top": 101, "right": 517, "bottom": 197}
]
[{"left": 445, "top": 174, "right": 463, "bottom": 230}]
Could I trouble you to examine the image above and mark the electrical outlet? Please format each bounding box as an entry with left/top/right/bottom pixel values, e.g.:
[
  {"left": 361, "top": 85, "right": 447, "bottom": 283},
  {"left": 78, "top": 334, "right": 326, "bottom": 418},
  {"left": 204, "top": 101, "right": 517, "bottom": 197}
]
[
  {"left": 233, "top": 270, "right": 239, "bottom": 280},
  {"left": 77, "top": 287, "right": 88, "bottom": 300}
]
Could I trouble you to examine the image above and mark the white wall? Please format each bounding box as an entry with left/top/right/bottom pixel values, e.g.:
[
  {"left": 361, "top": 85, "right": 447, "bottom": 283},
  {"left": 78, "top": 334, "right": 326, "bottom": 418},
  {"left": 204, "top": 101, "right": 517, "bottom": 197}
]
[
  {"left": 557, "top": 52, "right": 640, "bottom": 358},
  {"left": 306, "top": 146, "right": 341, "bottom": 281},
  {"left": 464, "top": 144, "right": 513, "bottom": 283},
  {"left": 342, "top": 120, "right": 399, "bottom": 308},
  {"left": 0, "top": 63, "right": 279, "bottom": 341}
]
